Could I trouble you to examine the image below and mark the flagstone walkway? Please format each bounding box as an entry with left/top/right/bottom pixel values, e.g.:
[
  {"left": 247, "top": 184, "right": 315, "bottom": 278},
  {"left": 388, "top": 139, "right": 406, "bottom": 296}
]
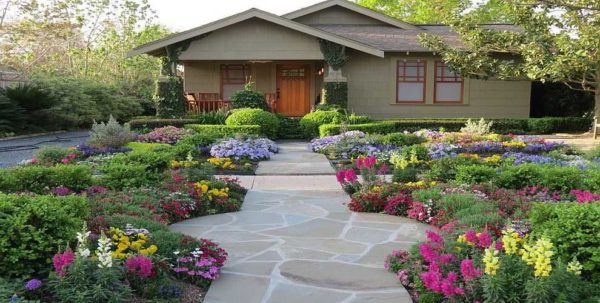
[{"left": 170, "top": 142, "right": 433, "bottom": 303}]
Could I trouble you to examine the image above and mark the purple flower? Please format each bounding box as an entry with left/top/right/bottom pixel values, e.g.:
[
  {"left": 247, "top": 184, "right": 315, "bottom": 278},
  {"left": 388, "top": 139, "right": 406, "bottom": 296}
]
[
  {"left": 210, "top": 138, "right": 278, "bottom": 160},
  {"left": 25, "top": 279, "right": 42, "bottom": 290},
  {"left": 76, "top": 144, "right": 131, "bottom": 157},
  {"left": 52, "top": 186, "right": 73, "bottom": 196}
]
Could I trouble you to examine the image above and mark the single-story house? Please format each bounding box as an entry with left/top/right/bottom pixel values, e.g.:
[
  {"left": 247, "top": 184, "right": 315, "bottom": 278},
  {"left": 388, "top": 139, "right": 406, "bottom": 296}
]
[{"left": 129, "top": 0, "right": 531, "bottom": 119}]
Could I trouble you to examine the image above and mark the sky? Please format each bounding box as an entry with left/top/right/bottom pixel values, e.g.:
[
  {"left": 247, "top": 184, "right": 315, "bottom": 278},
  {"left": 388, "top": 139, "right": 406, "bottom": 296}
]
[{"left": 147, "top": 0, "right": 325, "bottom": 31}]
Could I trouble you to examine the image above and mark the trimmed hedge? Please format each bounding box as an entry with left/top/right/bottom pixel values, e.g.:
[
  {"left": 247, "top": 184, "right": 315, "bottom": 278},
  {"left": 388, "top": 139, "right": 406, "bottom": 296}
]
[
  {"left": 319, "top": 117, "right": 592, "bottom": 137},
  {"left": 322, "top": 82, "right": 348, "bottom": 108},
  {"left": 300, "top": 110, "right": 344, "bottom": 138},
  {"left": 129, "top": 118, "right": 198, "bottom": 129},
  {"left": 184, "top": 124, "right": 262, "bottom": 137},
  {"left": 0, "top": 165, "right": 93, "bottom": 194},
  {"left": 225, "top": 109, "right": 279, "bottom": 139},
  {"left": 0, "top": 193, "right": 89, "bottom": 277}
]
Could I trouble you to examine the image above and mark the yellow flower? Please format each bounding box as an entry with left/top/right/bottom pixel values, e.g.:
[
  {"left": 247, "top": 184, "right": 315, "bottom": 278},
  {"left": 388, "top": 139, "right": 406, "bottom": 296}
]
[
  {"left": 170, "top": 160, "right": 181, "bottom": 169},
  {"left": 503, "top": 141, "right": 527, "bottom": 148},
  {"left": 140, "top": 244, "right": 157, "bottom": 255},
  {"left": 484, "top": 154, "right": 502, "bottom": 164},
  {"left": 567, "top": 258, "right": 583, "bottom": 276},
  {"left": 501, "top": 229, "right": 523, "bottom": 255},
  {"left": 457, "top": 235, "right": 467, "bottom": 244},
  {"left": 483, "top": 247, "right": 500, "bottom": 276},
  {"left": 521, "top": 237, "right": 554, "bottom": 277}
]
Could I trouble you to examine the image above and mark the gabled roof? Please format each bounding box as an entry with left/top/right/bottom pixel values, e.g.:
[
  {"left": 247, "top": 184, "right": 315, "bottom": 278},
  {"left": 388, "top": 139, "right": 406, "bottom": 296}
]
[
  {"left": 127, "top": 8, "right": 384, "bottom": 58},
  {"left": 283, "top": 0, "right": 420, "bottom": 30}
]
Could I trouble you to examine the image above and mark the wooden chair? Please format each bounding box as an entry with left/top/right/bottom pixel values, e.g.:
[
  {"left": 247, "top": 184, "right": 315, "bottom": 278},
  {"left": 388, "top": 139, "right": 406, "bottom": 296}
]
[
  {"left": 593, "top": 118, "right": 600, "bottom": 139},
  {"left": 185, "top": 93, "right": 199, "bottom": 113},
  {"left": 266, "top": 93, "right": 277, "bottom": 113}
]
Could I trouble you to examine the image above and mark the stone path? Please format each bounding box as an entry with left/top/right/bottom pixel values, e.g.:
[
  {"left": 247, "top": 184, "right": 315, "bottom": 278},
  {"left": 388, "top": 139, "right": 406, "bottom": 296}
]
[{"left": 171, "top": 142, "right": 432, "bottom": 303}]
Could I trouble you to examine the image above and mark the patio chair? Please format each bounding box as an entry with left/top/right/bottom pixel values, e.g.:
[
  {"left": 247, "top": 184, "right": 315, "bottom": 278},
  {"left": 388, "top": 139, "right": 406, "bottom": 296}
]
[
  {"left": 594, "top": 118, "right": 600, "bottom": 139},
  {"left": 185, "top": 93, "right": 199, "bottom": 113}
]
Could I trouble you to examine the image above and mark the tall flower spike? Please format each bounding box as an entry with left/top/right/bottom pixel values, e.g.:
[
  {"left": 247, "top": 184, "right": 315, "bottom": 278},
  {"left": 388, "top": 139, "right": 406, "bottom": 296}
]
[
  {"left": 76, "top": 223, "right": 91, "bottom": 258},
  {"left": 96, "top": 233, "right": 113, "bottom": 268}
]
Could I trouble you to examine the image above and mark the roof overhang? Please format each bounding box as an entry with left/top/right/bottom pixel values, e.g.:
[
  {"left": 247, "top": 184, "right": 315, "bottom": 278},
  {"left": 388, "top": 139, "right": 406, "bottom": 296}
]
[
  {"left": 283, "top": 0, "right": 421, "bottom": 30},
  {"left": 128, "top": 8, "right": 384, "bottom": 58}
]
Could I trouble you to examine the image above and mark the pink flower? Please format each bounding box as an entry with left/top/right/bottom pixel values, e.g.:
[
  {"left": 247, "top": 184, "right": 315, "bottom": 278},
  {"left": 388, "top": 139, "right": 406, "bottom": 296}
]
[
  {"left": 53, "top": 250, "right": 75, "bottom": 277},
  {"left": 419, "top": 243, "right": 438, "bottom": 263},
  {"left": 345, "top": 169, "right": 358, "bottom": 182},
  {"left": 460, "top": 259, "right": 482, "bottom": 281},
  {"left": 125, "top": 255, "right": 153, "bottom": 278},
  {"left": 355, "top": 157, "right": 365, "bottom": 169},
  {"left": 571, "top": 189, "right": 600, "bottom": 203},
  {"left": 477, "top": 232, "right": 492, "bottom": 248},
  {"left": 464, "top": 230, "right": 478, "bottom": 244},
  {"left": 377, "top": 163, "right": 389, "bottom": 174},
  {"left": 438, "top": 254, "right": 456, "bottom": 264},
  {"left": 364, "top": 156, "right": 377, "bottom": 168},
  {"left": 336, "top": 170, "right": 346, "bottom": 183},
  {"left": 495, "top": 240, "right": 504, "bottom": 251},
  {"left": 426, "top": 231, "right": 444, "bottom": 246}
]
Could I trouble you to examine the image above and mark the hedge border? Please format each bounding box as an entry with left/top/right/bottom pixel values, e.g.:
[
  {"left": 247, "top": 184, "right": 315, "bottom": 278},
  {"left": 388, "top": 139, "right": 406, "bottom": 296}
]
[
  {"left": 184, "top": 124, "right": 262, "bottom": 137},
  {"left": 129, "top": 119, "right": 199, "bottom": 129},
  {"left": 319, "top": 117, "right": 592, "bottom": 137}
]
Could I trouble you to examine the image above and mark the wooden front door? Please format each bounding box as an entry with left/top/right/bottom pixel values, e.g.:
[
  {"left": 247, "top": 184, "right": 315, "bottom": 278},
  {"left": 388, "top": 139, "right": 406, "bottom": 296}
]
[{"left": 276, "top": 64, "right": 310, "bottom": 116}]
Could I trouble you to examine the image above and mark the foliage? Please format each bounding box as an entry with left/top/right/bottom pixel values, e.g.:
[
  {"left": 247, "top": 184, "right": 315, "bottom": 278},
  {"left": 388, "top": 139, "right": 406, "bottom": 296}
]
[
  {"left": 419, "top": 0, "right": 600, "bottom": 116},
  {"left": 300, "top": 110, "right": 344, "bottom": 138},
  {"left": 33, "top": 146, "right": 73, "bottom": 166},
  {"left": 0, "top": 164, "right": 93, "bottom": 194},
  {"left": 136, "top": 126, "right": 193, "bottom": 144},
  {"left": 531, "top": 82, "right": 595, "bottom": 117},
  {"left": 0, "top": 94, "right": 26, "bottom": 133},
  {"left": 225, "top": 108, "right": 280, "bottom": 139},
  {"left": 97, "top": 163, "right": 163, "bottom": 190},
  {"left": 0, "top": 193, "right": 88, "bottom": 277},
  {"left": 322, "top": 82, "right": 348, "bottom": 108},
  {"left": 230, "top": 83, "right": 269, "bottom": 110},
  {"left": 186, "top": 109, "right": 229, "bottom": 125},
  {"left": 381, "top": 133, "right": 423, "bottom": 146},
  {"left": 129, "top": 118, "right": 199, "bottom": 130},
  {"left": 155, "top": 77, "right": 186, "bottom": 118},
  {"left": 461, "top": 118, "right": 494, "bottom": 135},
  {"left": 530, "top": 202, "right": 600, "bottom": 282},
  {"left": 184, "top": 124, "right": 262, "bottom": 137},
  {"left": 455, "top": 164, "right": 496, "bottom": 184},
  {"left": 318, "top": 40, "right": 349, "bottom": 70},
  {"left": 125, "top": 142, "right": 171, "bottom": 152},
  {"left": 276, "top": 114, "right": 304, "bottom": 139},
  {"left": 393, "top": 167, "right": 419, "bottom": 183},
  {"left": 88, "top": 115, "right": 133, "bottom": 148}
]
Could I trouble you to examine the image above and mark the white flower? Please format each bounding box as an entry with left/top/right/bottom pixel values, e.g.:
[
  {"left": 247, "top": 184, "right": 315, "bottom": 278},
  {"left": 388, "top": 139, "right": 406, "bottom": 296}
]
[
  {"left": 76, "top": 224, "right": 91, "bottom": 258},
  {"left": 79, "top": 248, "right": 91, "bottom": 258},
  {"left": 96, "top": 234, "right": 113, "bottom": 268},
  {"left": 173, "top": 251, "right": 180, "bottom": 255}
]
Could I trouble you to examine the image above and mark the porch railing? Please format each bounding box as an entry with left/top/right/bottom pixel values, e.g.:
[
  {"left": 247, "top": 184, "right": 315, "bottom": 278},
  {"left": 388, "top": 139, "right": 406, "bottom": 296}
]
[{"left": 184, "top": 92, "right": 277, "bottom": 113}]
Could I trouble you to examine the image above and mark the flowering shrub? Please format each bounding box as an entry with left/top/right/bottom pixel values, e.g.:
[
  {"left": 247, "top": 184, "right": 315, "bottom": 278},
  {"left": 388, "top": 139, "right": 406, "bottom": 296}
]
[
  {"left": 76, "top": 144, "right": 132, "bottom": 157},
  {"left": 136, "top": 126, "right": 193, "bottom": 144},
  {"left": 172, "top": 239, "right": 228, "bottom": 287},
  {"left": 210, "top": 138, "right": 278, "bottom": 160},
  {"left": 109, "top": 225, "right": 158, "bottom": 259}
]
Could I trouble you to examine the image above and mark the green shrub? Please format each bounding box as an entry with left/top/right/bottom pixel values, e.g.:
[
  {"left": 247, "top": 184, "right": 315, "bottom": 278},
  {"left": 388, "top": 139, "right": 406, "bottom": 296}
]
[
  {"left": 455, "top": 164, "right": 496, "bottom": 184},
  {"left": 34, "top": 146, "right": 72, "bottom": 165},
  {"left": 319, "top": 122, "right": 397, "bottom": 137},
  {"left": 185, "top": 124, "right": 262, "bottom": 137},
  {"left": 400, "top": 145, "right": 430, "bottom": 161},
  {"left": 0, "top": 165, "right": 93, "bottom": 193},
  {"left": 381, "top": 132, "right": 423, "bottom": 146},
  {"left": 392, "top": 168, "right": 418, "bottom": 183},
  {"left": 276, "top": 114, "right": 304, "bottom": 139},
  {"left": 230, "top": 85, "right": 268, "bottom": 110},
  {"left": 2, "top": 83, "right": 56, "bottom": 132},
  {"left": 0, "top": 94, "right": 26, "bottom": 133},
  {"left": 530, "top": 202, "right": 600, "bottom": 282},
  {"left": 97, "top": 163, "right": 162, "bottom": 190},
  {"left": 494, "top": 163, "right": 542, "bottom": 190},
  {"left": 185, "top": 110, "right": 229, "bottom": 124},
  {"left": 225, "top": 108, "right": 280, "bottom": 138},
  {"left": 110, "top": 149, "right": 173, "bottom": 174},
  {"left": 585, "top": 145, "right": 600, "bottom": 160},
  {"left": 129, "top": 118, "right": 198, "bottom": 129},
  {"left": 584, "top": 169, "right": 600, "bottom": 192},
  {"left": 346, "top": 113, "right": 372, "bottom": 125},
  {"left": 300, "top": 110, "right": 344, "bottom": 138},
  {"left": 155, "top": 76, "right": 185, "bottom": 118},
  {"left": 494, "top": 164, "right": 584, "bottom": 192},
  {"left": 425, "top": 156, "right": 480, "bottom": 182},
  {"left": 527, "top": 117, "right": 592, "bottom": 134},
  {"left": 314, "top": 103, "right": 342, "bottom": 111},
  {"left": 170, "top": 133, "right": 221, "bottom": 158},
  {"left": 0, "top": 193, "right": 88, "bottom": 277},
  {"left": 125, "top": 142, "right": 171, "bottom": 152},
  {"left": 87, "top": 115, "right": 133, "bottom": 148},
  {"left": 322, "top": 82, "right": 348, "bottom": 108}
]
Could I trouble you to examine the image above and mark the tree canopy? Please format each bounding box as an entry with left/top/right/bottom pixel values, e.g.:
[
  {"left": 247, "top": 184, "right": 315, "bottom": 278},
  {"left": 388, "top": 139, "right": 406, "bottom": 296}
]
[{"left": 418, "top": 0, "right": 600, "bottom": 117}]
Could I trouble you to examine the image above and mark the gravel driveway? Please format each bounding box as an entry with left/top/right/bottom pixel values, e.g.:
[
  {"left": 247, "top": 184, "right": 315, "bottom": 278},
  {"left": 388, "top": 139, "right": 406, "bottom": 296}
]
[{"left": 0, "top": 130, "right": 90, "bottom": 168}]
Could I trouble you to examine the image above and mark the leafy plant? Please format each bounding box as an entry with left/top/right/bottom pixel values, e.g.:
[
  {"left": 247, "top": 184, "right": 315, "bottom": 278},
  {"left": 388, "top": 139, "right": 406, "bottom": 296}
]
[
  {"left": 300, "top": 110, "right": 344, "bottom": 138},
  {"left": 461, "top": 118, "right": 494, "bottom": 135},
  {"left": 155, "top": 76, "right": 186, "bottom": 118},
  {"left": 225, "top": 108, "right": 280, "bottom": 139},
  {"left": 0, "top": 165, "right": 93, "bottom": 194},
  {"left": 87, "top": 115, "right": 133, "bottom": 148},
  {"left": 230, "top": 83, "right": 268, "bottom": 110}
]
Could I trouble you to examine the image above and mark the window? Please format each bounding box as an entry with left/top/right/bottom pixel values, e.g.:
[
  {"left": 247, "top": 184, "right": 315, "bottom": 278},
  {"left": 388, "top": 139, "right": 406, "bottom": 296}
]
[
  {"left": 435, "top": 61, "right": 463, "bottom": 103},
  {"left": 221, "top": 64, "right": 250, "bottom": 100},
  {"left": 396, "top": 60, "right": 426, "bottom": 103}
]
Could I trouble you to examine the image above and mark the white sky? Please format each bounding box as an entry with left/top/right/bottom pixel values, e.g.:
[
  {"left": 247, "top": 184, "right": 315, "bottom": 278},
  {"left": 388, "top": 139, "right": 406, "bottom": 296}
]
[{"left": 148, "top": 0, "right": 325, "bottom": 31}]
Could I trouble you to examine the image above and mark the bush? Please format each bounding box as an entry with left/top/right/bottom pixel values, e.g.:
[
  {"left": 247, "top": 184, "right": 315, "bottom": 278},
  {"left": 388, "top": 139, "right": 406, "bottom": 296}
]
[
  {"left": 155, "top": 76, "right": 186, "bottom": 118},
  {"left": 0, "top": 94, "right": 26, "bottom": 133},
  {"left": 0, "top": 193, "right": 88, "bottom": 277},
  {"left": 1, "top": 83, "right": 55, "bottom": 132},
  {"left": 530, "top": 202, "right": 600, "bottom": 282},
  {"left": 87, "top": 115, "right": 133, "bottom": 148},
  {"left": 319, "top": 122, "right": 397, "bottom": 137},
  {"left": 225, "top": 108, "right": 279, "bottom": 139},
  {"left": 230, "top": 85, "right": 268, "bottom": 110},
  {"left": 184, "top": 124, "right": 262, "bottom": 137},
  {"left": 494, "top": 164, "right": 585, "bottom": 192},
  {"left": 381, "top": 132, "right": 423, "bottom": 146},
  {"left": 185, "top": 110, "right": 228, "bottom": 125},
  {"left": 125, "top": 142, "right": 171, "bottom": 152},
  {"left": 322, "top": 82, "right": 348, "bottom": 108},
  {"left": 455, "top": 164, "right": 496, "bottom": 184},
  {"left": 300, "top": 110, "right": 344, "bottom": 138},
  {"left": 111, "top": 149, "right": 173, "bottom": 174},
  {"left": 0, "top": 165, "right": 93, "bottom": 193},
  {"left": 392, "top": 167, "right": 418, "bottom": 183},
  {"left": 425, "top": 156, "right": 479, "bottom": 182},
  {"left": 34, "top": 146, "right": 72, "bottom": 165},
  {"left": 136, "top": 126, "right": 193, "bottom": 144},
  {"left": 129, "top": 118, "right": 198, "bottom": 130},
  {"left": 97, "top": 163, "right": 163, "bottom": 190},
  {"left": 276, "top": 114, "right": 304, "bottom": 139},
  {"left": 346, "top": 113, "right": 372, "bottom": 125}
]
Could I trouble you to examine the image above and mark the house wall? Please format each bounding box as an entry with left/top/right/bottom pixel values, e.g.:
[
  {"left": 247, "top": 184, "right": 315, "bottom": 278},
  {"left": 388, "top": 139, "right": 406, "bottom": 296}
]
[
  {"left": 179, "top": 18, "right": 324, "bottom": 61},
  {"left": 183, "top": 61, "right": 323, "bottom": 103},
  {"left": 293, "top": 5, "right": 389, "bottom": 25},
  {"left": 341, "top": 51, "right": 531, "bottom": 119}
]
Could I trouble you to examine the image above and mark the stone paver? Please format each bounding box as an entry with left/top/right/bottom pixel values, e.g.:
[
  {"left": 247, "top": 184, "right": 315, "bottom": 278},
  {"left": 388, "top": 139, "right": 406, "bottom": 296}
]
[{"left": 170, "top": 142, "right": 426, "bottom": 303}]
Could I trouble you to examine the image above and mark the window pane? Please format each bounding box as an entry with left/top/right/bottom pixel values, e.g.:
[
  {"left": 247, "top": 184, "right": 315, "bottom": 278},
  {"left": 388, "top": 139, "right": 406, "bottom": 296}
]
[
  {"left": 222, "top": 84, "right": 244, "bottom": 101},
  {"left": 405, "top": 66, "right": 418, "bottom": 77},
  {"left": 436, "top": 83, "right": 462, "bottom": 102},
  {"left": 398, "top": 83, "right": 424, "bottom": 102}
]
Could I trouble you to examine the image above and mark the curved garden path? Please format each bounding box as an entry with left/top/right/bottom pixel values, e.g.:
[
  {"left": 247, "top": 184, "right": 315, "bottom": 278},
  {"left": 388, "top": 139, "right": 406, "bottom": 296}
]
[{"left": 170, "top": 142, "right": 432, "bottom": 303}]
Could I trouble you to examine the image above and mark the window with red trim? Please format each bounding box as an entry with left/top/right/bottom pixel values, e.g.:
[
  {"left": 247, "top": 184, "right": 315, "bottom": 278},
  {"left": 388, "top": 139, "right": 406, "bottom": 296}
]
[
  {"left": 221, "top": 64, "right": 250, "bottom": 101},
  {"left": 396, "top": 60, "right": 426, "bottom": 103},
  {"left": 435, "top": 61, "right": 463, "bottom": 103}
]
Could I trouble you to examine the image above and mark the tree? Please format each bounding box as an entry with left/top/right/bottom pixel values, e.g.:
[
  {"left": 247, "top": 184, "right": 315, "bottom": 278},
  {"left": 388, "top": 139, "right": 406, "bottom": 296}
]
[
  {"left": 355, "top": 0, "right": 512, "bottom": 24},
  {"left": 0, "top": 0, "right": 170, "bottom": 100},
  {"left": 419, "top": 0, "right": 600, "bottom": 118}
]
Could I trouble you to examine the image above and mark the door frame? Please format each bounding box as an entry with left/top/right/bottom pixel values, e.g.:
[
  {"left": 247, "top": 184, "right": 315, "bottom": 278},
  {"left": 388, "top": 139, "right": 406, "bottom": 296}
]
[{"left": 276, "top": 63, "right": 311, "bottom": 117}]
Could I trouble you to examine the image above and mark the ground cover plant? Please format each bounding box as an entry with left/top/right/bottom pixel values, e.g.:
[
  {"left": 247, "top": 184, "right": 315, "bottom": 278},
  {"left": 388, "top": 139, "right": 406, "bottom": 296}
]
[
  {"left": 0, "top": 121, "right": 277, "bottom": 302},
  {"left": 320, "top": 121, "right": 600, "bottom": 302}
]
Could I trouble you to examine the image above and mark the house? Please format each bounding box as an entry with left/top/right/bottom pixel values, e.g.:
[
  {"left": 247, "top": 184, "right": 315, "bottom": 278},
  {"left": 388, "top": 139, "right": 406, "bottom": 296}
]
[{"left": 129, "top": 0, "right": 531, "bottom": 119}]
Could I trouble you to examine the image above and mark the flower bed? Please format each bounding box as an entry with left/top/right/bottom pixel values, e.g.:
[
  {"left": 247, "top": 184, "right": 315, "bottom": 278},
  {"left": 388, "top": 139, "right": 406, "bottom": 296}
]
[{"left": 326, "top": 129, "right": 600, "bottom": 302}]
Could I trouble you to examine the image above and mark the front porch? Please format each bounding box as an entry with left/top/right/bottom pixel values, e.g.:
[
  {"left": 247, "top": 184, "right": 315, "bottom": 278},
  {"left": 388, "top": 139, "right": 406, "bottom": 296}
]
[{"left": 183, "top": 60, "right": 325, "bottom": 116}]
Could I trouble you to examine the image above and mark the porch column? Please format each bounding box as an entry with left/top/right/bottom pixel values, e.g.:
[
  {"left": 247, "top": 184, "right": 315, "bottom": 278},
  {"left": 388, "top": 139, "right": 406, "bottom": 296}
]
[{"left": 319, "top": 40, "right": 349, "bottom": 108}]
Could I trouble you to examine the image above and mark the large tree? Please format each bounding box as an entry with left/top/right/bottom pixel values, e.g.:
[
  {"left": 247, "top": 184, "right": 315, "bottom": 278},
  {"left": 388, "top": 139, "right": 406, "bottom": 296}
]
[
  {"left": 419, "top": 0, "right": 600, "bottom": 118},
  {"left": 0, "top": 0, "right": 170, "bottom": 98},
  {"left": 355, "top": 0, "right": 512, "bottom": 24}
]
